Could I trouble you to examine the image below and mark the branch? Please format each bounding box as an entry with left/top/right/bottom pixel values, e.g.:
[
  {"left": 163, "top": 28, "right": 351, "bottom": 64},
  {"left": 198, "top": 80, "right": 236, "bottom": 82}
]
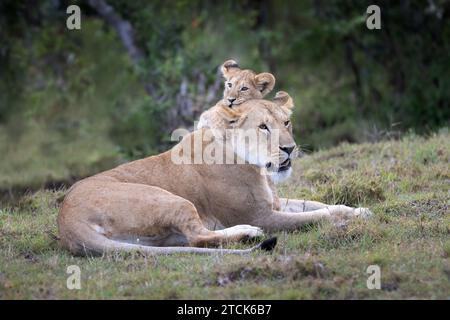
[
  {"left": 87, "top": 0, "right": 222, "bottom": 133},
  {"left": 87, "top": 0, "right": 144, "bottom": 65}
]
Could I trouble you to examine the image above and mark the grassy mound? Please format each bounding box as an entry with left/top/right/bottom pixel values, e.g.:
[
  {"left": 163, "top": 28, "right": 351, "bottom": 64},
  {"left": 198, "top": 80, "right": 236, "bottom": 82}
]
[{"left": 0, "top": 130, "right": 449, "bottom": 299}]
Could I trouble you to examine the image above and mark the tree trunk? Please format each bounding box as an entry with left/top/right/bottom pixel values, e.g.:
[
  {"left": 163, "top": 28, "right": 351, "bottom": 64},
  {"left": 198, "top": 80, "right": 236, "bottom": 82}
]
[{"left": 87, "top": 0, "right": 223, "bottom": 134}]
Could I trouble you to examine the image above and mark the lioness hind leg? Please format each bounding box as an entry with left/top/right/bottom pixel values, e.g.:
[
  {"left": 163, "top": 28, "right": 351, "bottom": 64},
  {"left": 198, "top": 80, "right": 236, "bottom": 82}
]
[
  {"left": 214, "top": 225, "right": 264, "bottom": 242},
  {"left": 183, "top": 222, "right": 264, "bottom": 248},
  {"left": 165, "top": 198, "right": 264, "bottom": 247},
  {"left": 59, "top": 181, "right": 264, "bottom": 252}
]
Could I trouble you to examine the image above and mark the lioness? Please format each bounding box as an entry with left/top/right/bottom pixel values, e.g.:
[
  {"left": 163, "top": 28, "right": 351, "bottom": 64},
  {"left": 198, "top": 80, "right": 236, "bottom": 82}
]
[
  {"left": 197, "top": 59, "right": 275, "bottom": 129},
  {"left": 58, "top": 94, "right": 371, "bottom": 256}
]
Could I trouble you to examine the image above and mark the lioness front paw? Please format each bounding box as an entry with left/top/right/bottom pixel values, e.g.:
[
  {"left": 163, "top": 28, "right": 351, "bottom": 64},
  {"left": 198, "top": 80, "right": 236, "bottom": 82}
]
[{"left": 328, "top": 205, "right": 372, "bottom": 222}]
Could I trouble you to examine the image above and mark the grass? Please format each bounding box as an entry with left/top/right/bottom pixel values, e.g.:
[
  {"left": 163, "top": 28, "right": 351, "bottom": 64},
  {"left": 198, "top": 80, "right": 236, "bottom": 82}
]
[{"left": 0, "top": 130, "right": 449, "bottom": 299}]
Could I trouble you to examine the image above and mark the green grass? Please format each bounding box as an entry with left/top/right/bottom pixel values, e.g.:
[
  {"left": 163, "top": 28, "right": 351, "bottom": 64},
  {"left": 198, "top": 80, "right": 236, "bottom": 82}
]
[{"left": 1, "top": 130, "right": 449, "bottom": 299}]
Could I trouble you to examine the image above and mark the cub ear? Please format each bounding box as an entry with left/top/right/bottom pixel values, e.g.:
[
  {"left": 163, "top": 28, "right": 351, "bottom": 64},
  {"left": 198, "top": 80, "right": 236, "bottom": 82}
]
[
  {"left": 254, "top": 72, "right": 276, "bottom": 96},
  {"left": 273, "top": 91, "right": 294, "bottom": 109},
  {"left": 221, "top": 59, "right": 240, "bottom": 79}
]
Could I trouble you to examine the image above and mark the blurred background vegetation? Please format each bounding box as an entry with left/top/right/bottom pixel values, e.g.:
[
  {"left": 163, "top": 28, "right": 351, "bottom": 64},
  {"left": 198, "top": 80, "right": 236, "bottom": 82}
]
[{"left": 0, "top": 0, "right": 449, "bottom": 195}]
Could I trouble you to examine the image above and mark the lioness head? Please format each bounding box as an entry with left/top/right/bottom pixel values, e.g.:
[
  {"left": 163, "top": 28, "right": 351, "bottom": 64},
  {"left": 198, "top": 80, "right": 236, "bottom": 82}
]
[
  {"left": 219, "top": 91, "right": 296, "bottom": 183},
  {"left": 221, "top": 59, "right": 276, "bottom": 107}
]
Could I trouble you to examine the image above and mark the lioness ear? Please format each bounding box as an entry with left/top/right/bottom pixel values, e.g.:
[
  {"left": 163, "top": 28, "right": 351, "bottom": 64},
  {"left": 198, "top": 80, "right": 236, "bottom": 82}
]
[
  {"left": 254, "top": 72, "right": 275, "bottom": 96},
  {"left": 273, "top": 91, "right": 294, "bottom": 109},
  {"left": 221, "top": 59, "right": 240, "bottom": 80}
]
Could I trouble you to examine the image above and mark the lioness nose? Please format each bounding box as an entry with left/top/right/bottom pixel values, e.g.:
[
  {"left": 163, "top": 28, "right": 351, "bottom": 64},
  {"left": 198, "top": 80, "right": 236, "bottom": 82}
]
[
  {"left": 228, "top": 98, "right": 236, "bottom": 103},
  {"left": 280, "top": 146, "right": 295, "bottom": 155}
]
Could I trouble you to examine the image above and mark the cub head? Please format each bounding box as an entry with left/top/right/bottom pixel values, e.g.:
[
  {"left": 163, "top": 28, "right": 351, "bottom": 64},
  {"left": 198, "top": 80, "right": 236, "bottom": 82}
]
[
  {"left": 221, "top": 59, "right": 276, "bottom": 108},
  {"left": 220, "top": 91, "right": 297, "bottom": 183}
]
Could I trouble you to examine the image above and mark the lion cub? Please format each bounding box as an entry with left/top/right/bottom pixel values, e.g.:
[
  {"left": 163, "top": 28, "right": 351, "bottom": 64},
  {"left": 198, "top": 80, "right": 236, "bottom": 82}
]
[{"left": 197, "top": 59, "right": 276, "bottom": 129}]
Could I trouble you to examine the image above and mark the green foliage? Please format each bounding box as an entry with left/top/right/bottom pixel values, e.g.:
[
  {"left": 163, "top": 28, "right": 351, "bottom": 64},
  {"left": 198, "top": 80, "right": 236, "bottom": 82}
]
[
  {"left": 0, "top": 18, "right": 146, "bottom": 189},
  {"left": 111, "top": 95, "right": 167, "bottom": 159},
  {"left": 0, "top": 0, "right": 449, "bottom": 189}
]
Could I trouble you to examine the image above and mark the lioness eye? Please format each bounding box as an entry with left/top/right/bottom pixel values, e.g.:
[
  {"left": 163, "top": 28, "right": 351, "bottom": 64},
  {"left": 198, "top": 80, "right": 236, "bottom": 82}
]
[
  {"left": 284, "top": 120, "right": 290, "bottom": 127},
  {"left": 227, "top": 82, "right": 232, "bottom": 88},
  {"left": 259, "top": 123, "right": 269, "bottom": 131},
  {"left": 241, "top": 86, "right": 248, "bottom": 91}
]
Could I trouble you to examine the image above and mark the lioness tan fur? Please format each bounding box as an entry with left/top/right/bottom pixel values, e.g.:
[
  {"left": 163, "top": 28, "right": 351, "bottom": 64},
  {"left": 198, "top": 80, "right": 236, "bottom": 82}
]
[
  {"left": 58, "top": 95, "right": 371, "bottom": 256},
  {"left": 197, "top": 59, "right": 276, "bottom": 129}
]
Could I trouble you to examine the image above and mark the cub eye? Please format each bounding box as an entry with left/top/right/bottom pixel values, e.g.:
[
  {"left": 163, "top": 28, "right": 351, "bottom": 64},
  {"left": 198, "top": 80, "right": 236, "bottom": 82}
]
[
  {"left": 241, "top": 86, "right": 248, "bottom": 91},
  {"left": 227, "top": 82, "right": 232, "bottom": 88},
  {"left": 284, "top": 120, "right": 290, "bottom": 127},
  {"left": 258, "top": 123, "right": 269, "bottom": 131}
]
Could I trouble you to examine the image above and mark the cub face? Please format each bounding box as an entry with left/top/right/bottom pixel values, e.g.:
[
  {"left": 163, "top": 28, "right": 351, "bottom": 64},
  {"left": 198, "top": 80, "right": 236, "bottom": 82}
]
[
  {"left": 221, "top": 60, "right": 276, "bottom": 107},
  {"left": 197, "top": 60, "right": 276, "bottom": 130}
]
